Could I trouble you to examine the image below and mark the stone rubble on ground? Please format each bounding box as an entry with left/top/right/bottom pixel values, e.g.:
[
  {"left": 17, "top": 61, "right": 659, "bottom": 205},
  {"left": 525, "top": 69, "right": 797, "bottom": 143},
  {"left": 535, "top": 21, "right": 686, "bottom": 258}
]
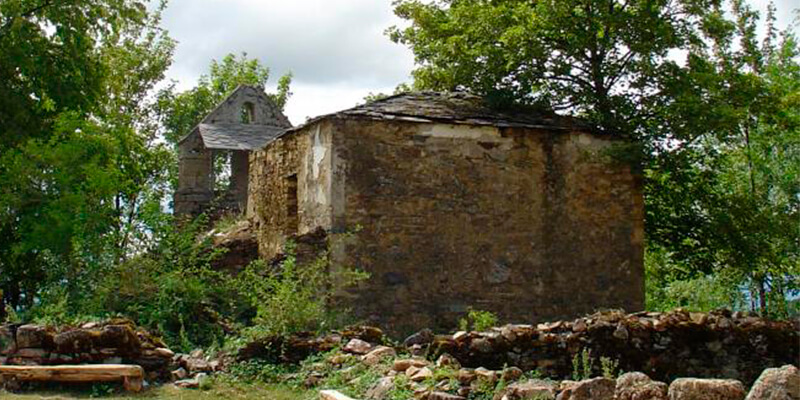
[
  {"left": 668, "top": 378, "right": 747, "bottom": 400},
  {"left": 615, "top": 371, "right": 668, "bottom": 400},
  {"left": 745, "top": 365, "right": 800, "bottom": 400},
  {"left": 555, "top": 377, "right": 616, "bottom": 400},
  {"left": 344, "top": 339, "right": 373, "bottom": 355}
]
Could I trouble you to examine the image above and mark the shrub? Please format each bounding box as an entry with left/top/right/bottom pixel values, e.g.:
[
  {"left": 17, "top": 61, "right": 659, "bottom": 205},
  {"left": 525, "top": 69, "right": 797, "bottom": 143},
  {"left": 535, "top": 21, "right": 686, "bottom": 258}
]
[
  {"left": 458, "top": 308, "right": 499, "bottom": 332},
  {"left": 236, "top": 237, "right": 369, "bottom": 338},
  {"left": 86, "top": 214, "right": 252, "bottom": 351}
]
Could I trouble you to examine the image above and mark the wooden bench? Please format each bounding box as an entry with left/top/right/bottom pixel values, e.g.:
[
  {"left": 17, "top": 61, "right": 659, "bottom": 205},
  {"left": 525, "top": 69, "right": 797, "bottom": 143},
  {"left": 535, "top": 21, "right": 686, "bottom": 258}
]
[{"left": 0, "top": 365, "right": 144, "bottom": 392}]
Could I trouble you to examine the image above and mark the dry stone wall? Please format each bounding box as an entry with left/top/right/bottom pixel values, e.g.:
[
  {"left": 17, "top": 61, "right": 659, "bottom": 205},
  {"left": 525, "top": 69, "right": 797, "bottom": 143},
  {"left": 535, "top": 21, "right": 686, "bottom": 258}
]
[
  {"left": 427, "top": 309, "right": 798, "bottom": 387},
  {"left": 0, "top": 320, "right": 175, "bottom": 380}
]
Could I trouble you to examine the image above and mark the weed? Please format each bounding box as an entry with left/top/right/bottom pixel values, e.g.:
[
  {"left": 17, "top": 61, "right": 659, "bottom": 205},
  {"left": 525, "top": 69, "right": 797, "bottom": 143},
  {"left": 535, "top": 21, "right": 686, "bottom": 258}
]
[
  {"left": 236, "top": 233, "right": 369, "bottom": 337},
  {"left": 89, "top": 383, "right": 115, "bottom": 397},
  {"left": 458, "top": 308, "right": 499, "bottom": 332},
  {"left": 600, "top": 356, "right": 620, "bottom": 379},
  {"left": 386, "top": 375, "right": 415, "bottom": 400},
  {"left": 572, "top": 348, "right": 594, "bottom": 381},
  {"left": 525, "top": 368, "right": 544, "bottom": 380}
]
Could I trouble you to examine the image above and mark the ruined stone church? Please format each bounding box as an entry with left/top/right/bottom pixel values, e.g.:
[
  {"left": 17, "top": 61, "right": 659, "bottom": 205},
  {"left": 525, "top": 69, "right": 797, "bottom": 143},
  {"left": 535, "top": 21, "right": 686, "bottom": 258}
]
[{"left": 175, "top": 85, "right": 644, "bottom": 334}]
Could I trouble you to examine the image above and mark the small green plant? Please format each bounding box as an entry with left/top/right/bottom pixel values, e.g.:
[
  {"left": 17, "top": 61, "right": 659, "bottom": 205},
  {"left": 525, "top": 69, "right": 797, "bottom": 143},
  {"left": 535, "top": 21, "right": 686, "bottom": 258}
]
[
  {"left": 458, "top": 308, "right": 499, "bottom": 332},
  {"left": 228, "top": 360, "right": 298, "bottom": 384},
  {"left": 198, "top": 374, "right": 214, "bottom": 390},
  {"left": 386, "top": 374, "right": 415, "bottom": 400},
  {"left": 600, "top": 356, "right": 620, "bottom": 379},
  {"left": 89, "top": 383, "right": 115, "bottom": 397},
  {"left": 468, "top": 377, "right": 498, "bottom": 400},
  {"left": 525, "top": 368, "right": 544, "bottom": 380},
  {"left": 572, "top": 348, "right": 594, "bottom": 381},
  {"left": 2, "top": 303, "right": 20, "bottom": 324},
  {"left": 237, "top": 235, "right": 369, "bottom": 338}
]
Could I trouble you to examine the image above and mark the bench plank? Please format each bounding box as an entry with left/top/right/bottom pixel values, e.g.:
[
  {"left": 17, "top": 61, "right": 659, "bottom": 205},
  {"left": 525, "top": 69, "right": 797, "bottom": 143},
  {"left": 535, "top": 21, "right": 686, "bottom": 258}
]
[{"left": 0, "top": 365, "right": 144, "bottom": 392}]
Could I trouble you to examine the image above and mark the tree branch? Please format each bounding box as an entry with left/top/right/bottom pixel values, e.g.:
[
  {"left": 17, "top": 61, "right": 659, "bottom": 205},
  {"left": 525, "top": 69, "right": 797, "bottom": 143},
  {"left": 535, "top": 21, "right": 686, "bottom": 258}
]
[{"left": 0, "top": 0, "right": 56, "bottom": 38}]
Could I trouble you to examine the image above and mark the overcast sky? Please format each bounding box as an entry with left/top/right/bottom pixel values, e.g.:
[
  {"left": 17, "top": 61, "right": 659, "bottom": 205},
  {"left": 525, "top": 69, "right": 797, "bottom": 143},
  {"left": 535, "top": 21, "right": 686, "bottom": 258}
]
[{"left": 160, "top": 0, "right": 798, "bottom": 126}]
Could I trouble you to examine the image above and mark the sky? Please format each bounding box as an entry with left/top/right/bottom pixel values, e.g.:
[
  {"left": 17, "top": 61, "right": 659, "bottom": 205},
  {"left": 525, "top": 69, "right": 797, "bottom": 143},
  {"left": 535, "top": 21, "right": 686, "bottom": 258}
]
[
  {"left": 160, "top": 0, "right": 415, "bottom": 125},
  {"left": 160, "top": 0, "right": 799, "bottom": 126}
]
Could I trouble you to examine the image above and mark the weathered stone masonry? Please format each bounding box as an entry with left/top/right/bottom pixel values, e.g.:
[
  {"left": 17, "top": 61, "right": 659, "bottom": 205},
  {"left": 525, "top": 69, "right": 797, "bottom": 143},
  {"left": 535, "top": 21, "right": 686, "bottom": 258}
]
[
  {"left": 248, "top": 92, "right": 645, "bottom": 335},
  {"left": 175, "top": 85, "right": 291, "bottom": 216}
]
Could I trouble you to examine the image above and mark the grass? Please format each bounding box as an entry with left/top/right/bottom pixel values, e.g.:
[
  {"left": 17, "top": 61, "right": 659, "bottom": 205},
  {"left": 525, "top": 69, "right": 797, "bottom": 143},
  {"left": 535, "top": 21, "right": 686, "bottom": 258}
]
[{"left": 0, "top": 381, "right": 309, "bottom": 400}]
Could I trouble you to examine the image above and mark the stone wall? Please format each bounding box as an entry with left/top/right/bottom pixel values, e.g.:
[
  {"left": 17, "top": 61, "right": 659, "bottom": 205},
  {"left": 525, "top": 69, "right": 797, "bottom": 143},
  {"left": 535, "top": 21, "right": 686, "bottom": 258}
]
[
  {"left": 0, "top": 321, "right": 175, "bottom": 381},
  {"left": 428, "top": 309, "right": 799, "bottom": 387},
  {"left": 329, "top": 119, "right": 644, "bottom": 335},
  {"left": 235, "top": 310, "right": 799, "bottom": 388},
  {"left": 247, "top": 116, "right": 644, "bottom": 335},
  {"left": 247, "top": 121, "right": 335, "bottom": 259},
  {"left": 175, "top": 132, "right": 214, "bottom": 216}
]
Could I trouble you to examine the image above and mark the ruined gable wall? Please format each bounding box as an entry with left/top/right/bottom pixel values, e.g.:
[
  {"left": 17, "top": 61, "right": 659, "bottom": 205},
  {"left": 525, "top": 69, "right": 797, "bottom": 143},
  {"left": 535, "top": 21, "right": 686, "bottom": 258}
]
[
  {"left": 247, "top": 122, "right": 334, "bottom": 259},
  {"left": 203, "top": 86, "right": 291, "bottom": 127},
  {"left": 330, "top": 118, "right": 644, "bottom": 335},
  {"left": 175, "top": 131, "right": 214, "bottom": 215}
]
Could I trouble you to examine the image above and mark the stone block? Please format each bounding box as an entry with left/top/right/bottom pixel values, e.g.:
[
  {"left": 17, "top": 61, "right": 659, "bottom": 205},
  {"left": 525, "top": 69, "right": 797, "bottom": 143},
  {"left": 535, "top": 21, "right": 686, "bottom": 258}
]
[
  {"left": 556, "top": 377, "right": 615, "bottom": 400},
  {"left": 745, "top": 365, "right": 800, "bottom": 400},
  {"left": 668, "top": 378, "right": 746, "bottom": 400}
]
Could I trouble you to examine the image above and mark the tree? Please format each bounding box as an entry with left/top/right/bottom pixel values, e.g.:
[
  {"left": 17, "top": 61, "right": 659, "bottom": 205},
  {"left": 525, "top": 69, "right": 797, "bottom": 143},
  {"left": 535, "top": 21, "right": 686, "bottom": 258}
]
[
  {"left": 0, "top": 0, "right": 176, "bottom": 316},
  {"left": 388, "top": 0, "right": 718, "bottom": 135},
  {"left": 155, "top": 53, "right": 293, "bottom": 146}
]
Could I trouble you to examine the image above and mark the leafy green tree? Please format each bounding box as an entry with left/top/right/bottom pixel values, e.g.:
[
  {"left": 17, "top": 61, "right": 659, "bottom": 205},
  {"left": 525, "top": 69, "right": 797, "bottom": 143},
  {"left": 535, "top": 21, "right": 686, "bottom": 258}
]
[
  {"left": 155, "top": 52, "right": 293, "bottom": 146},
  {"left": 646, "top": 2, "right": 799, "bottom": 316},
  {"left": 389, "top": 0, "right": 719, "bottom": 134},
  {"left": 0, "top": 0, "right": 176, "bottom": 317}
]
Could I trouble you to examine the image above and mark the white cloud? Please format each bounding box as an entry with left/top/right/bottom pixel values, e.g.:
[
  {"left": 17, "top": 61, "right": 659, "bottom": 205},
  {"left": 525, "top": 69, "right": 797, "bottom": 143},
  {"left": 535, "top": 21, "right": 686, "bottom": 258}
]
[
  {"left": 159, "top": 0, "right": 798, "bottom": 125},
  {"left": 160, "top": 0, "right": 414, "bottom": 123}
]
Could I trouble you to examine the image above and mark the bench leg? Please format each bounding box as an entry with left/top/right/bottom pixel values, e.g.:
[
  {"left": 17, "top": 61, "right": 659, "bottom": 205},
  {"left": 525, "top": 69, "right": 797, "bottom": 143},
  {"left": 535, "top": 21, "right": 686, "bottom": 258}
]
[{"left": 123, "top": 376, "right": 143, "bottom": 393}]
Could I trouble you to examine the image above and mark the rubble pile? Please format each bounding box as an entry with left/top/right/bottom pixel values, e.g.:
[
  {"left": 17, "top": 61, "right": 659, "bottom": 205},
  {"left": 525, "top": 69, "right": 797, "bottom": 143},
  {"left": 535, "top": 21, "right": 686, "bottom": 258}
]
[
  {"left": 291, "top": 340, "right": 799, "bottom": 400},
  {"left": 0, "top": 320, "right": 176, "bottom": 380},
  {"left": 235, "top": 325, "right": 385, "bottom": 364}
]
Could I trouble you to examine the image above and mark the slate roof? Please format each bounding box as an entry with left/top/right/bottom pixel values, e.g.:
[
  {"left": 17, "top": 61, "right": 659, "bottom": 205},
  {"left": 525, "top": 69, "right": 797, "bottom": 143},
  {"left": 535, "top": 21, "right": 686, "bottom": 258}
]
[
  {"left": 198, "top": 123, "right": 286, "bottom": 150},
  {"left": 286, "top": 91, "right": 591, "bottom": 134}
]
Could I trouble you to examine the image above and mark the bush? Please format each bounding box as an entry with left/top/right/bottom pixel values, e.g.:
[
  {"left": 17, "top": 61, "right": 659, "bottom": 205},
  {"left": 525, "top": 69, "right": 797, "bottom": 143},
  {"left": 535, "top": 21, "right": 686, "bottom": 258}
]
[
  {"left": 86, "top": 215, "right": 253, "bottom": 351},
  {"left": 236, "top": 238, "right": 369, "bottom": 338},
  {"left": 645, "top": 245, "right": 747, "bottom": 313},
  {"left": 458, "top": 308, "right": 499, "bottom": 332}
]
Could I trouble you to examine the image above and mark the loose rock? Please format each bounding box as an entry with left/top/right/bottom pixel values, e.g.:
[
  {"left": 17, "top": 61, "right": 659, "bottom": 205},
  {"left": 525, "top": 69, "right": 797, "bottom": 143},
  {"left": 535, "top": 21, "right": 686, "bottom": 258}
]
[
  {"left": 362, "top": 346, "right": 396, "bottom": 366},
  {"left": 394, "top": 358, "right": 428, "bottom": 372},
  {"left": 668, "top": 378, "right": 746, "bottom": 400},
  {"left": 365, "top": 376, "right": 394, "bottom": 399},
  {"left": 745, "top": 365, "right": 800, "bottom": 400},
  {"left": 408, "top": 366, "right": 433, "bottom": 382},
  {"left": 171, "top": 367, "right": 188, "bottom": 381},
  {"left": 502, "top": 379, "right": 557, "bottom": 400},
  {"left": 343, "top": 338, "right": 372, "bottom": 355},
  {"left": 501, "top": 366, "right": 523, "bottom": 382},
  {"left": 556, "top": 377, "right": 615, "bottom": 400},
  {"left": 428, "top": 391, "right": 466, "bottom": 400},
  {"left": 404, "top": 329, "right": 434, "bottom": 347},
  {"left": 616, "top": 372, "right": 668, "bottom": 400}
]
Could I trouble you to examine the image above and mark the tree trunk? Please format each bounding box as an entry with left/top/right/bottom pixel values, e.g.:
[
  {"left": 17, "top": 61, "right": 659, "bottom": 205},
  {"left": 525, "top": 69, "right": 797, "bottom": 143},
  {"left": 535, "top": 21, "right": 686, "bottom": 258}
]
[{"left": 0, "top": 288, "right": 5, "bottom": 321}]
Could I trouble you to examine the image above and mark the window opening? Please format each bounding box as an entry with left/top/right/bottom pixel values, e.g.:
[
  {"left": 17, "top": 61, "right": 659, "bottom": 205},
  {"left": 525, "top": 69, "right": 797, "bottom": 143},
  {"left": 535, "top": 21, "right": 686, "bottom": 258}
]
[
  {"left": 214, "top": 151, "right": 232, "bottom": 192},
  {"left": 241, "top": 102, "right": 255, "bottom": 124},
  {"left": 286, "top": 174, "right": 299, "bottom": 233}
]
